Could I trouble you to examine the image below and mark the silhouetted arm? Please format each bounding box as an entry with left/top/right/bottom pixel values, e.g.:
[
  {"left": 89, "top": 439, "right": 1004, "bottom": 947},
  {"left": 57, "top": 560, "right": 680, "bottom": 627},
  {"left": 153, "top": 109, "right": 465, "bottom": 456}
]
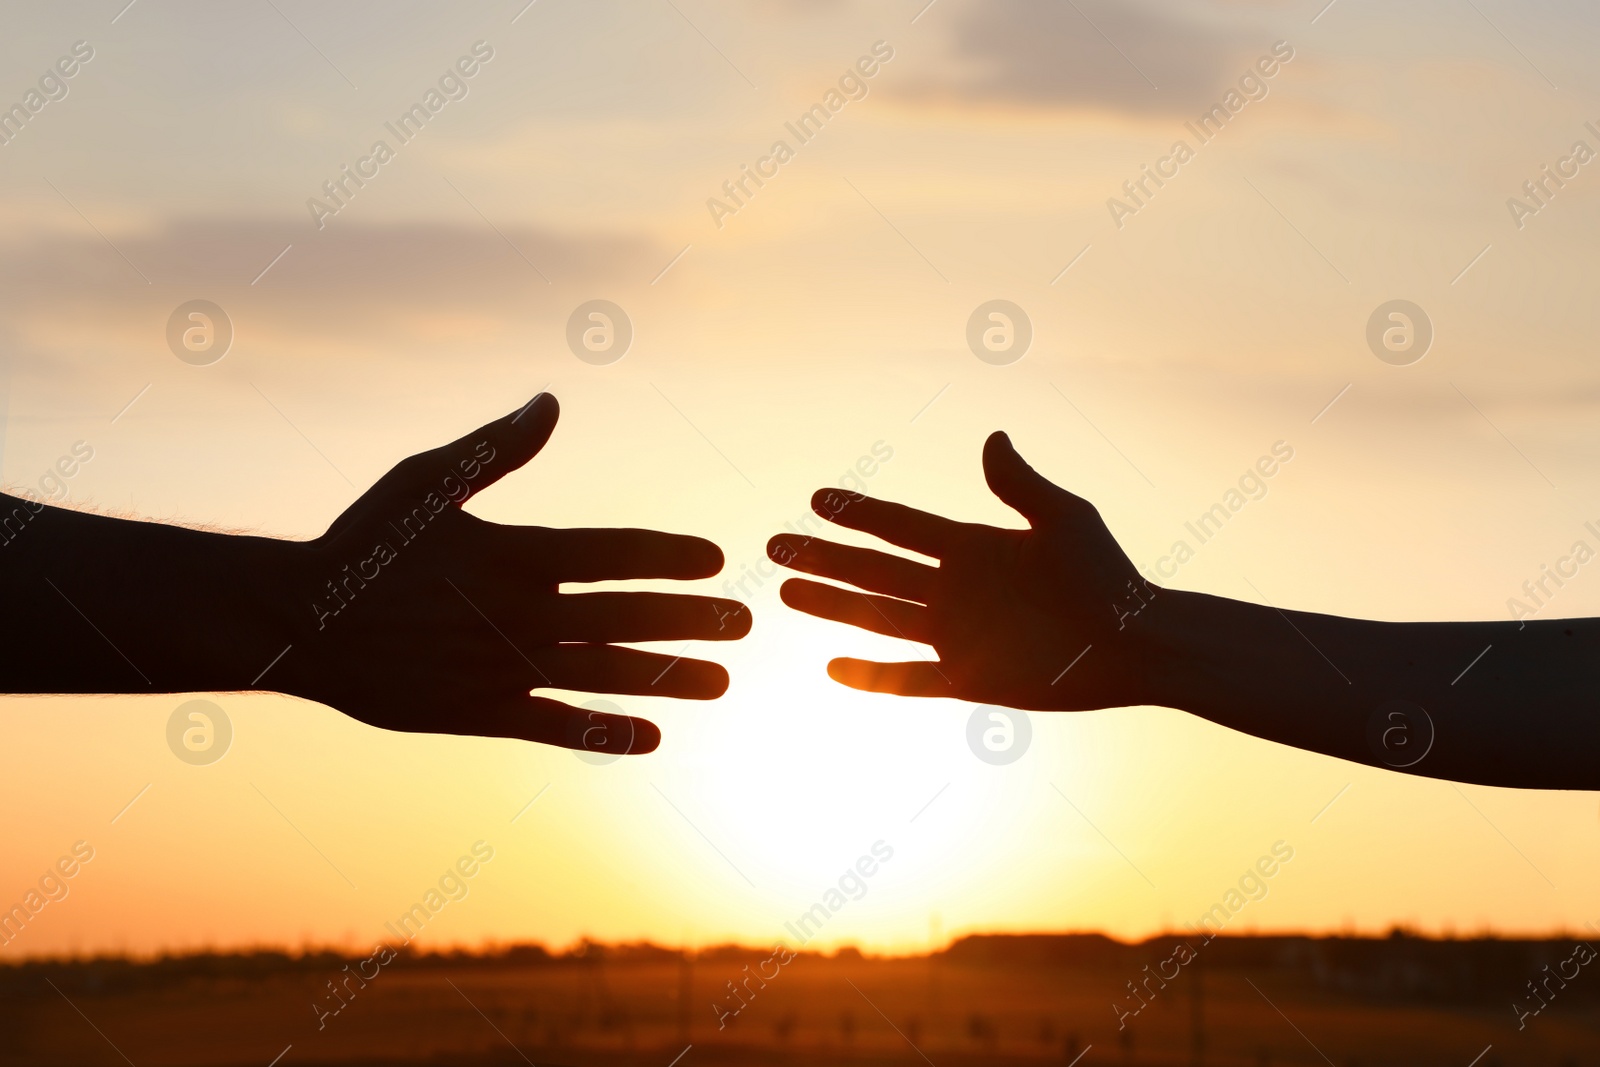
[
  {"left": 1141, "top": 590, "right": 1599, "bottom": 789},
  {"left": 769, "top": 431, "right": 1600, "bottom": 789},
  {"left": 0, "top": 491, "right": 293, "bottom": 696},
  {"left": 0, "top": 394, "right": 750, "bottom": 754}
]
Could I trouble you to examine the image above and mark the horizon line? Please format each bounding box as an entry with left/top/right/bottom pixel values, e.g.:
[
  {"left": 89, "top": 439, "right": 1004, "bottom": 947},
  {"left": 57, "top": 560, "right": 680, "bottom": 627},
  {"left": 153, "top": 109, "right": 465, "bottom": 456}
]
[{"left": 5, "top": 924, "right": 1593, "bottom": 968}]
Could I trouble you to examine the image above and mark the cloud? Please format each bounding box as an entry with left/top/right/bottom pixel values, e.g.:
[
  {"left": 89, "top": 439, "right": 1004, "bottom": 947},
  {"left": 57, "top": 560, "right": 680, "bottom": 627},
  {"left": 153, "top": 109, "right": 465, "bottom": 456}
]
[
  {"left": 0, "top": 217, "right": 664, "bottom": 302},
  {"left": 0, "top": 218, "right": 670, "bottom": 377},
  {"left": 899, "top": 0, "right": 1268, "bottom": 117}
]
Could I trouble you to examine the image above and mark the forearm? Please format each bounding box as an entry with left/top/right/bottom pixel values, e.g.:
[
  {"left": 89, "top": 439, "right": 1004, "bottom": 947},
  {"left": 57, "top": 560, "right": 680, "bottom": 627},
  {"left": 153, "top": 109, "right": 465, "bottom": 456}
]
[
  {"left": 1141, "top": 588, "right": 1600, "bottom": 789},
  {"left": 0, "top": 493, "right": 300, "bottom": 694}
]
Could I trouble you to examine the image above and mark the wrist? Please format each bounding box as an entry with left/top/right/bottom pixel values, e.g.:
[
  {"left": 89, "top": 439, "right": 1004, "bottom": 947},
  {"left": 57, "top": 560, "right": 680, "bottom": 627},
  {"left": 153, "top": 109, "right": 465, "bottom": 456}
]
[
  {"left": 1127, "top": 586, "right": 1215, "bottom": 712},
  {"left": 153, "top": 531, "right": 310, "bottom": 694},
  {"left": 234, "top": 535, "right": 321, "bottom": 695}
]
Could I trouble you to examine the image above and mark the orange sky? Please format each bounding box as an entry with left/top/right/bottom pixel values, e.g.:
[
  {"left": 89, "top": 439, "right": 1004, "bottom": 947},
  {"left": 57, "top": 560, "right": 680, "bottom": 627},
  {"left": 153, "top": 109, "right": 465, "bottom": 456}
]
[{"left": 3, "top": 0, "right": 1600, "bottom": 960}]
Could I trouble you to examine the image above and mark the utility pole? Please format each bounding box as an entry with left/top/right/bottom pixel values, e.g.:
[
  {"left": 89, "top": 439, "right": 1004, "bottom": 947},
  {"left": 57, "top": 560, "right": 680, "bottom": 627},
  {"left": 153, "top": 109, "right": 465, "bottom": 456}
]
[
  {"left": 927, "top": 913, "right": 942, "bottom": 1048},
  {"left": 1189, "top": 949, "right": 1205, "bottom": 1067},
  {"left": 677, "top": 946, "right": 693, "bottom": 1046}
]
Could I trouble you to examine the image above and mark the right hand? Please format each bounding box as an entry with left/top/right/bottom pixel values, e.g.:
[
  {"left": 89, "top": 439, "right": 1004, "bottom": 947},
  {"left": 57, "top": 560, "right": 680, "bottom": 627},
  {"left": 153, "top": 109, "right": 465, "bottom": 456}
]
[{"left": 274, "top": 394, "right": 750, "bottom": 755}]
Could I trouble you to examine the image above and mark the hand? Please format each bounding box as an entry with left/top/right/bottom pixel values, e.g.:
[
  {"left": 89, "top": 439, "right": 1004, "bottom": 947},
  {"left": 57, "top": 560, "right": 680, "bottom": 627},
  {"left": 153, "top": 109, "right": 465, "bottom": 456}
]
[
  {"left": 768, "top": 432, "right": 1152, "bottom": 711},
  {"left": 274, "top": 394, "right": 750, "bottom": 753}
]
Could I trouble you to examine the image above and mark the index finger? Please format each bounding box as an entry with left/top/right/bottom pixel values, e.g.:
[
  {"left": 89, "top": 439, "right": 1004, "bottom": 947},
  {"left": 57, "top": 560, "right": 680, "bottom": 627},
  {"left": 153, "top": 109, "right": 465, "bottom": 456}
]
[
  {"left": 810, "top": 488, "right": 962, "bottom": 559},
  {"left": 541, "top": 528, "right": 725, "bottom": 581}
]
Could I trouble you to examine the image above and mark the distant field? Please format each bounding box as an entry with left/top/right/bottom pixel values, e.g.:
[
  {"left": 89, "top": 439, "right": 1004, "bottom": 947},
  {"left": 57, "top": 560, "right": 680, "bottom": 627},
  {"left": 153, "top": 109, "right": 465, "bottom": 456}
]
[{"left": 3, "top": 935, "right": 1596, "bottom": 1066}]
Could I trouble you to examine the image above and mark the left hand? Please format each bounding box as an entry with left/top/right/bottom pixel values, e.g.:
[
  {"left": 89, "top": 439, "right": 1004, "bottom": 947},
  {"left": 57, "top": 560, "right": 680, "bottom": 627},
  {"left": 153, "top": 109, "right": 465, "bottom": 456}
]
[{"left": 767, "top": 432, "right": 1154, "bottom": 711}]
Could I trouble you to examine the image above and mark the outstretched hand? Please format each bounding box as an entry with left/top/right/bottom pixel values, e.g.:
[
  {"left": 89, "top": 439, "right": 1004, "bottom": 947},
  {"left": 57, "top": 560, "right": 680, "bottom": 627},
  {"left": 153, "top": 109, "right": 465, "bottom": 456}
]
[
  {"left": 768, "top": 432, "right": 1152, "bottom": 711},
  {"left": 276, "top": 394, "right": 749, "bottom": 754}
]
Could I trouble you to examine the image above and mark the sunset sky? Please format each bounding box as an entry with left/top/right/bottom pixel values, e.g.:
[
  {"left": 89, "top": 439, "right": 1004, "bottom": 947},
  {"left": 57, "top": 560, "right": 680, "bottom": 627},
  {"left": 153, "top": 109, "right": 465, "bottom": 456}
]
[{"left": 4, "top": 0, "right": 1600, "bottom": 960}]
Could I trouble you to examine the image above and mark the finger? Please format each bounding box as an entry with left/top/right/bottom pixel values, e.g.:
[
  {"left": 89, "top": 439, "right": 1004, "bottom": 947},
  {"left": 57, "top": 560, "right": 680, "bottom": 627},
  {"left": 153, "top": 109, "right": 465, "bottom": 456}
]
[
  {"left": 382, "top": 393, "right": 560, "bottom": 506},
  {"left": 540, "top": 528, "right": 724, "bottom": 581},
  {"left": 554, "top": 592, "right": 752, "bottom": 642},
  {"left": 768, "top": 533, "right": 936, "bottom": 604},
  {"left": 983, "top": 431, "right": 1080, "bottom": 524},
  {"left": 827, "top": 658, "right": 952, "bottom": 697},
  {"left": 780, "top": 578, "right": 931, "bottom": 644},
  {"left": 453, "top": 694, "right": 661, "bottom": 754},
  {"left": 810, "top": 488, "right": 961, "bottom": 558},
  {"left": 535, "top": 645, "right": 729, "bottom": 700}
]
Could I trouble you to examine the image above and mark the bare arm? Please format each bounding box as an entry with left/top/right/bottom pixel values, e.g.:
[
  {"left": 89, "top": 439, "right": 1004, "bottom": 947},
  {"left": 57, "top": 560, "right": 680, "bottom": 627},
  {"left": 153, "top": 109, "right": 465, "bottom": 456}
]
[
  {"left": 1, "top": 394, "right": 751, "bottom": 755},
  {"left": 0, "top": 491, "right": 293, "bottom": 696},
  {"left": 769, "top": 431, "right": 1600, "bottom": 789},
  {"left": 1143, "top": 590, "right": 1599, "bottom": 788}
]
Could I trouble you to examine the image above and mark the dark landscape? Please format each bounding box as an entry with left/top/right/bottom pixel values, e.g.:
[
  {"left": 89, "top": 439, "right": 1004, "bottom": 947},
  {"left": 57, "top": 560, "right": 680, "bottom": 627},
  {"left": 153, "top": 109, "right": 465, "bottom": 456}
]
[{"left": 4, "top": 933, "right": 1597, "bottom": 1066}]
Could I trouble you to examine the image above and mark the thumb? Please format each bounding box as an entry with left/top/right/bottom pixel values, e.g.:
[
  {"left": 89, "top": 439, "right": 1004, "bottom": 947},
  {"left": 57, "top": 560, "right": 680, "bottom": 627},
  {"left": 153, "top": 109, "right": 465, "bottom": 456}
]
[
  {"left": 450, "top": 392, "right": 560, "bottom": 502},
  {"left": 983, "top": 431, "right": 1075, "bottom": 523},
  {"left": 360, "top": 393, "right": 559, "bottom": 516}
]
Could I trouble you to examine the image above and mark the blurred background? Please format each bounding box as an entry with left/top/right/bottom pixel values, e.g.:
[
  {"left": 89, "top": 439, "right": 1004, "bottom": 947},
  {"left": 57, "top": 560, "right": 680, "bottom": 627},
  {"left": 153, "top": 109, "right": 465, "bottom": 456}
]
[{"left": 2, "top": 0, "right": 1598, "bottom": 1062}]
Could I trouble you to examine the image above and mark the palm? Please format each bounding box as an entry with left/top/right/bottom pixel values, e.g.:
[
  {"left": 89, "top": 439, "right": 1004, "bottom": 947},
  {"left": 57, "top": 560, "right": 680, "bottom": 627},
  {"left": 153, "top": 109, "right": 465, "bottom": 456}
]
[
  {"left": 281, "top": 394, "right": 749, "bottom": 753},
  {"left": 770, "top": 432, "right": 1146, "bottom": 711}
]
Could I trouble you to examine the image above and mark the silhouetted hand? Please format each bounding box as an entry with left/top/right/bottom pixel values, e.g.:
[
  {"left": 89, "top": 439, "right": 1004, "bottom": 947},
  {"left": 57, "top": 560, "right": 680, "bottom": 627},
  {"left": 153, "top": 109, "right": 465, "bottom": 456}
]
[
  {"left": 274, "top": 393, "right": 750, "bottom": 753},
  {"left": 769, "top": 430, "right": 1600, "bottom": 789},
  {"left": 769, "top": 432, "right": 1150, "bottom": 711}
]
